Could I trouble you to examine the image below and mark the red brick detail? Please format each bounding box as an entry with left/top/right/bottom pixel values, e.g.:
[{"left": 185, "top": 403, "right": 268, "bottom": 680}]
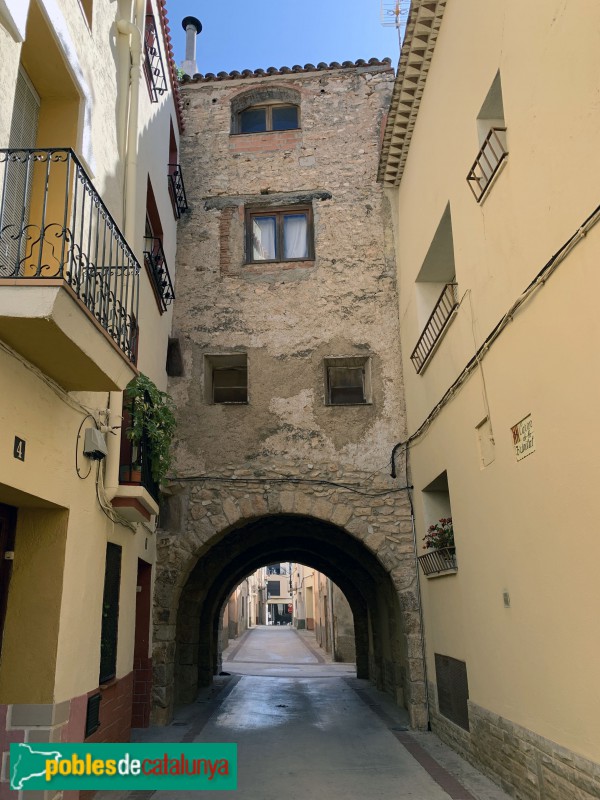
[
  {"left": 219, "top": 208, "right": 234, "bottom": 274},
  {"left": 229, "top": 130, "right": 301, "bottom": 154},
  {"left": 243, "top": 260, "right": 315, "bottom": 275},
  {"left": 111, "top": 497, "right": 151, "bottom": 521},
  {"left": 0, "top": 781, "right": 13, "bottom": 800},
  {"left": 132, "top": 656, "right": 153, "bottom": 729},
  {"left": 0, "top": 704, "right": 25, "bottom": 787},
  {"left": 84, "top": 672, "right": 134, "bottom": 745}
]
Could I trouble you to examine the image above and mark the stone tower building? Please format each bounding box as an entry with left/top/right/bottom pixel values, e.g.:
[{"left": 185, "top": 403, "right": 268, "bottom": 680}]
[{"left": 154, "top": 58, "right": 426, "bottom": 728}]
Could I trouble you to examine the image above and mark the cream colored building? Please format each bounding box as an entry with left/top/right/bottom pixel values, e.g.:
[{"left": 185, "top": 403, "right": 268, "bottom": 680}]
[
  {"left": 380, "top": 0, "right": 600, "bottom": 797},
  {"left": 292, "top": 563, "right": 316, "bottom": 630},
  {"left": 292, "top": 565, "right": 355, "bottom": 663},
  {"left": 0, "top": 0, "right": 185, "bottom": 769}
]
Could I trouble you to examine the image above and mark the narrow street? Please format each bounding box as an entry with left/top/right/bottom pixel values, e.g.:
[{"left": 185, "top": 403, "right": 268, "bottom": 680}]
[{"left": 110, "top": 627, "right": 510, "bottom": 800}]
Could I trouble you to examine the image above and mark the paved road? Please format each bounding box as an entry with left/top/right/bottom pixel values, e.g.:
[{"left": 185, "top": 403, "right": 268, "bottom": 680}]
[{"left": 103, "top": 627, "right": 510, "bottom": 800}]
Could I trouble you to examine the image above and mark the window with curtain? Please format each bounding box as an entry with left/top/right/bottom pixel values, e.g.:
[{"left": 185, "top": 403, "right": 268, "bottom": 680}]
[{"left": 246, "top": 206, "right": 313, "bottom": 264}]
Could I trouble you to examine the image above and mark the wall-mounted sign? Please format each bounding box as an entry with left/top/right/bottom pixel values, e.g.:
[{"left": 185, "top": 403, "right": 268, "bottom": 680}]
[
  {"left": 13, "top": 437, "right": 26, "bottom": 462},
  {"left": 511, "top": 415, "right": 535, "bottom": 461}
]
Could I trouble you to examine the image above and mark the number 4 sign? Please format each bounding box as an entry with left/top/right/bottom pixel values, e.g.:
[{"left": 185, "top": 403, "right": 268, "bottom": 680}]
[{"left": 13, "top": 437, "right": 26, "bottom": 462}]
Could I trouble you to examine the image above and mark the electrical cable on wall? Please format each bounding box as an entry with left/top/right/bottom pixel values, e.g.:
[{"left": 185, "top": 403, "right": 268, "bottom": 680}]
[
  {"left": 170, "top": 473, "right": 411, "bottom": 497},
  {"left": 390, "top": 201, "right": 600, "bottom": 478}
]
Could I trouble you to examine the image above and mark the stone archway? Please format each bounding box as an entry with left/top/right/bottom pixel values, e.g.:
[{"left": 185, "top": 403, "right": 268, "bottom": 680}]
[{"left": 153, "top": 484, "right": 426, "bottom": 729}]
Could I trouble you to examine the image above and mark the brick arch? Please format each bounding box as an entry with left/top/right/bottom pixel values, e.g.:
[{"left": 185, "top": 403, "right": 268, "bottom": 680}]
[
  {"left": 229, "top": 85, "right": 302, "bottom": 133},
  {"left": 152, "top": 484, "right": 426, "bottom": 729}
]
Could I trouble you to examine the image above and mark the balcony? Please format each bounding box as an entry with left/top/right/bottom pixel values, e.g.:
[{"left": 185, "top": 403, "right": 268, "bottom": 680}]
[
  {"left": 410, "top": 283, "right": 458, "bottom": 374},
  {"left": 418, "top": 547, "right": 457, "bottom": 578},
  {"left": 112, "top": 402, "right": 159, "bottom": 523},
  {"left": 144, "top": 15, "right": 168, "bottom": 103},
  {"left": 168, "top": 164, "right": 188, "bottom": 219},
  {"left": 0, "top": 148, "right": 139, "bottom": 390},
  {"left": 466, "top": 127, "right": 508, "bottom": 202},
  {"left": 143, "top": 237, "right": 174, "bottom": 314}
]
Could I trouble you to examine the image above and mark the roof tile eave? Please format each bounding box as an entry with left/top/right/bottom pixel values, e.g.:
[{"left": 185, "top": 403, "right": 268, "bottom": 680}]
[
  {"left": 180, "top": 58, "right": 394, "bottom": 84},
  {"left": 377, "top": 0, "right": 447, "bottom": 186},
  {"left": 159, "top": 0, "right": 185, "bottom": 133}
]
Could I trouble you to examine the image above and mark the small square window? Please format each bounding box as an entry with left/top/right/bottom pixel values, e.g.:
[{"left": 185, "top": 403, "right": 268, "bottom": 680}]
[
  {"left": 205, "top": 354, "right": 248, "bottom": 404},
  {"left": 325, "top": 357, "right": 371, "bottom": 405},
  {"left": 246, "top": 206, "right": 313, "bottom": 264}
]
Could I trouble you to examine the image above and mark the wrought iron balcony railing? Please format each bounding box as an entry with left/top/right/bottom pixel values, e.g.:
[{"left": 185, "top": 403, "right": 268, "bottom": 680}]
[
  {"left": 144, "top": 15, "right": 168, "bottom": 103},
  {"left": 143, "top": 236, "right": 174, "bottom": 313},
  {"left": 466, "top": 127, "right": 508, "bottom": 202},
  {"left": 119, "top": 402, "right": 159, "bottom": 503},
  {"left": 167, "top": 164, "right": 188, "bottom": 219},
  {"left": 410, "top": 283, "right": 458, "bottom": 374},
  {"left": 0, "top": 148, "right": 139, "bottom": 363},
  {"left": 418, "top": 547, "right": 457, "bottom": 577}
]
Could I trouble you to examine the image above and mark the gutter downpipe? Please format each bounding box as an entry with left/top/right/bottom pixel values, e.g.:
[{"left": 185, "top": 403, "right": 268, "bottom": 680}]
[{"left": 105, "top": 0, "right": 144, "bottom": 501}]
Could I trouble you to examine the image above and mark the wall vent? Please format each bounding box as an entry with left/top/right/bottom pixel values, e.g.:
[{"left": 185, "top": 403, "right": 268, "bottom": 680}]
[
  {"left": 434, "top": 653, "right": 470, "bottom": 730},
  {"left": 85, "top": 693, "right": 102, "bottom": 737}
]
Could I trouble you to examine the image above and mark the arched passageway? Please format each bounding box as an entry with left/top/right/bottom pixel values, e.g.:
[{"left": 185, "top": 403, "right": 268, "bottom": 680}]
[{"left": 153, "top": 496, "right": 426, "bottom": 730}]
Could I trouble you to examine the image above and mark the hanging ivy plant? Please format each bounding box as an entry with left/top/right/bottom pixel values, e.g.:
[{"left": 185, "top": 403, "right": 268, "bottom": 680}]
[{"left": 125, "top": 374, "right": 177, "bottom": 486}]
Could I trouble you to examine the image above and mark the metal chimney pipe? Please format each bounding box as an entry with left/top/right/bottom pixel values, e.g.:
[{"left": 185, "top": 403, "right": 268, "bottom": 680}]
[{"left": 181, "top": 16, "right": 202, "bottom": 76}]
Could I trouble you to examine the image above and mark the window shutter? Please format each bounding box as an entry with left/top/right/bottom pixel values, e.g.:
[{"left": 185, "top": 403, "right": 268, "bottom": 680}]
[
  {"left": 9, "top": 68, "right": 40, "bottom": 149},
  {"left": 1, "top": 68, "right": 40, "bottom": 275}
]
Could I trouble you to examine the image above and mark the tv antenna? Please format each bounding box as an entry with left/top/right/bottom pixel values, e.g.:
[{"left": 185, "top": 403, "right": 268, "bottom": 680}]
[{"left": 380, "top": 0, "right": 410, "bottom": 46}]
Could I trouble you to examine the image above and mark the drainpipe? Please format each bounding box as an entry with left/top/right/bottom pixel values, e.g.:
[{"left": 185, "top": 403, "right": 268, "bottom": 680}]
[
  {"left": 117, "top": 0, "right": 144, "bottom": 244},
  {"left": 105, "top": 0, "right": 144, "bottom": 501},
  {"left": 103, "top": 391, "right": 123, "bottom": 501}
]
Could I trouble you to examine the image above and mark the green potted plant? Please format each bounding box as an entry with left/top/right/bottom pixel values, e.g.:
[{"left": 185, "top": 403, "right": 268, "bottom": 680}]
[{"left": 124, "top": 374, "right": 177, "bottom": 487}]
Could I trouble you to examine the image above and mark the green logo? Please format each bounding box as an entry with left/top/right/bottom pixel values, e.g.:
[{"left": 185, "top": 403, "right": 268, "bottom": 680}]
[{"left": 10, "top": 743, "right": 237, "bottom": 790}]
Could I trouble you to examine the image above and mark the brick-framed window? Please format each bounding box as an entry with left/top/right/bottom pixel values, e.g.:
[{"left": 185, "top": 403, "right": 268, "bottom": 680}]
[
  {"left": 245, "top": 206, "right": 314, "bottom": 264},
  {"left": 231, "top": 86, "right": 301, "bottom": 135},
  {"left": 238, "top": 104, "right": 299, "bottom": 134}
]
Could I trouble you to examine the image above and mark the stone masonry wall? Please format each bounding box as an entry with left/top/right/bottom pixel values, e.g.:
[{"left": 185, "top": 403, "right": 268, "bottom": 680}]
[
  {"left": 428, "top": 683, "right": 600, "bottom": 799},
  {"left": 157, "top": 64, "right": 425, "bottom": 725},
  {"left": 154, "top": 480, "right": 425, "bottom": 725}
]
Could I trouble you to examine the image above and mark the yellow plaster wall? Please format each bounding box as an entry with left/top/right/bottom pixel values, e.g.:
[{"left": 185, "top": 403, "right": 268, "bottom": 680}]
[
  {"left": 390, "top": 0, "right": 600, "bottom": 762},
  {"left": 0, "top": 508, "right": 68, "bottom": 703},
  {"left": 0, "top": 0, "right": 177, "bottom": 705}
]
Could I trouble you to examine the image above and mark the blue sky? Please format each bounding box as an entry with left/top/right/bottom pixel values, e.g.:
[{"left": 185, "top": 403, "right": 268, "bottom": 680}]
[{"left": 165, "top": 1, "right": 402, "bottom": 75}]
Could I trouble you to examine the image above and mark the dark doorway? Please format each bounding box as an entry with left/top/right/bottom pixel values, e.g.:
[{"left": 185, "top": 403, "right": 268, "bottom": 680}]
[
  {"left": 133, "top": 559, "right": 152, "bottom": 727},
  {"left": 0, "top": 504, "right": 17, "bottom": 656}
]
